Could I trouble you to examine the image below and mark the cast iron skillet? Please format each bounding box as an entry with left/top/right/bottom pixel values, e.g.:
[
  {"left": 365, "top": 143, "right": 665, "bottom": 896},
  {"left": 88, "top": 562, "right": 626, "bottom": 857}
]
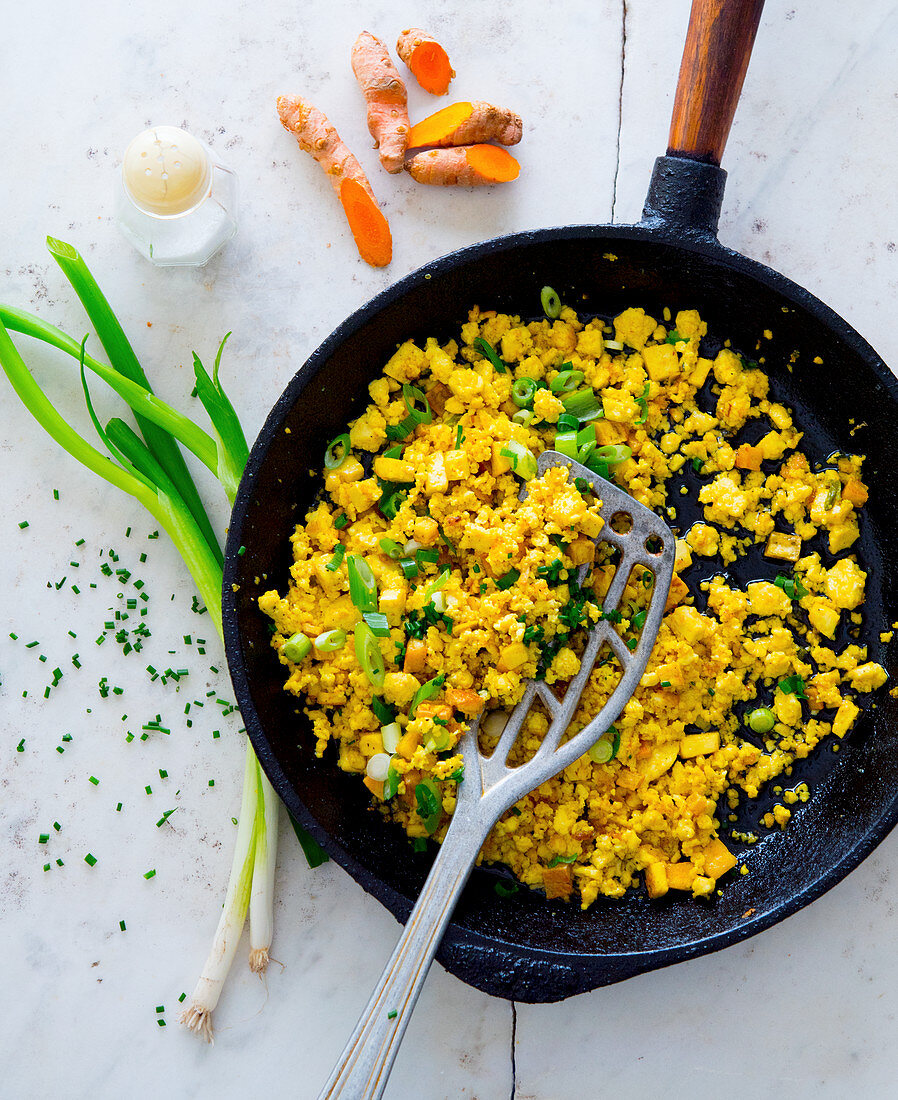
[{"left": 223, "top": 0, "right": 898, "bottom": 1003}]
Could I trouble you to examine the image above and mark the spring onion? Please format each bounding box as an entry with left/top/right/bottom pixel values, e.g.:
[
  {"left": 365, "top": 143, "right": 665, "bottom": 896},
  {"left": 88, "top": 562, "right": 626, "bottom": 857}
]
[
  {"left": 281, "top": 632, "right": 311, "bottom": 663},
  {"left": 562, "top": 388, "right": 604, "bottom": 422},
  {"left": 325, "top": 543, "right": 345, "bottom": 571},
  {"left": 416, "top": 547, "right": 439, "bottom": 566},
  {"left": 550, "top": 369, "right": 584, "bottom": 394},
  {"left": 553, "top": 431, "right": 577, "bottom": 459},
  {"left": 779, "top": 674, "right": 807, "bottom": 699},
  {"left": 496, "top": 567, "right": 520, "bottom": 591},
  {"left": 402, "top": 383, "right": 433, "bottom": 426},
  {"left": 399, "top": 556, "right": 419, "bottom": 580},
  {"left": 381, "top": 722, "right": 401, "bottom": 753},
  {"left": 424, "top": 565, "right": 450, "bottom": 600},
  {"left": 774, "top": 574, "right": 809, "bottom": 600},
  {"left": 347, "top": 554, "right": 378, "bottom": 612},
  {"left": 634, "top": 382, "right": 650, "bottom": 425},
  {"left": 414, "top": 777, "right": 442, "bottom": 834},
  {"left": 381, "top": 489, "right": 407, "bottom": 519},
  {"left": 577, "top": 439, "right": 596, "bottom": 465},
  {"left": 324, "top": 434, "right": 350, "bottom": 469},
  {"left": 315, "top": 629, "right": 347, "bottom": 653},
  {"left": 383, "top": 763, "right": 401, "bottom": 801},
  {"left": 556, "top": 413, "right": 579, "bottom": 432},
  {"left": 408, "top": 671, "right": 446, "bottom": 718},
  {"left": 511, "top": 377, "right": 537, "bottom": 407},
  {"left": 473, "top": 336, "right": 507, "bottom": 373},
  {"left": 500, "top": 440, "right": 538, "bottom": 481},
  {"left": 748, "top": 707, "right": 775, "bottom": 734},
  {"left": 366, "top": 753, "right": 392, "bottom": 782},
  {"left": 379, "top": 537, "right": 404, "bottom": 560},
  {"left": 355, "top": 622, "right": 385, "bottom": 690},
  {"left": 540, "top": 285, "right": 562, "bottom": 320},
  {"left": 588, "top": 739, "right": 613, "bottom": 763}
]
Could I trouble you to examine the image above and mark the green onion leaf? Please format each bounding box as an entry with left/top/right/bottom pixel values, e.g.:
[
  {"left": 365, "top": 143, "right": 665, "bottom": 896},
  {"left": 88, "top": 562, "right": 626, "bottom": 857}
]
[
  {"left": 414, "top": 777, "right": 442, "bottom": 834},
  {"left": 372, "top": 696, "right": 395, "bottom": 725},
  {"left": 383, "top": 763, "right": 400, "bottom": 801},
  {"left": 500, "top": 440, "right": 538, "bottom": 481},
  {"left": 281, "top": 632, "right": 312, "bottom": 662},
  {"left": 556, "top": 413, "right": 579, "bottom": 432},
  {"left": 550, "top": 369, "right": 584, "bottom": 394},
  {"left": 402, "top": 384, "right": 433, "bottom": 426},
  {"left": 496, "top": 567, "right": 520, "bottom": 591},
  {"left": 325, "top": 543, "right": 346, "bottom": 572},
  {"left": 379, "top": 537, "right": 405, "bottom": 560},
  {"left": 314, "top": 629, "right": 347, "bottom": 653},
  {"left": 354, "top": 622, "right": 385, "bottom": 691},
  {"left": 362, "top": 612, "right": 391, "bottom": 637},
  {"left": 595, "top": 444, "right": 632, "bottom": 466},
  {"left": 409, "top": 671, "right": 446, "bottom": 718},
  {"left": 562, "top": 388, "right": 604, "bottom": 422},
  {"left": 324, "top": 434, "right": 351, "bottom": 469},
  {"left": 473, "top": 336, "right": 507, "bottom": 373},
  {"left": 347, "top": 554, "right": 378, "bottom": 612},
  {"left": 553, "top": 431, "right": 578, "bottom": 459},
  {"left": 399, "top": 556, "right": 419, "bottom": 580},
  {"left": 511, "top": 377, "right": 537, "bottom": 407},
  {"left": 416, "top": 548, "right": 440, "bottom": 566}
]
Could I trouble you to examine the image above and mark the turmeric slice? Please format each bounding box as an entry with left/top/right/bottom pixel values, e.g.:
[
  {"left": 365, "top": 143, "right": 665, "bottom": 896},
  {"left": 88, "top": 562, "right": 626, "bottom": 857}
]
[
  {"left": 407, "top": 144, "right": 520, "bottom": 187},
  {"left": 396, "top": 28, "right": 455, "bottom": 95},
  {"left": 276, "top": 96, "right": 392, "bottom": 267},
  {"left": 407, "top": 101, "right": 523, "bottom": 150},
  {"left": 351, "top": 31, "right": 410, "bottom": 174}
]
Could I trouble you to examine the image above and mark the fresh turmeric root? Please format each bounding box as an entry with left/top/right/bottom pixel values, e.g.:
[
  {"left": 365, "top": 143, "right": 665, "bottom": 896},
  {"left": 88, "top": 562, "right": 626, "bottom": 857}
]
[
  {"left": 276, "top": 95, "right": 392, "bottom": 267},
  {"left": 407, "top": 101, "right": 523, "bottom": 150},
  {"left": 396, "top": 28, "right": 455, "bottom": 96},
  {"left": 406, "top": 144, "right": 520, "bottom": 187},
  {"left": 351, "top": 31, "right": 410, "bottom": 174}
]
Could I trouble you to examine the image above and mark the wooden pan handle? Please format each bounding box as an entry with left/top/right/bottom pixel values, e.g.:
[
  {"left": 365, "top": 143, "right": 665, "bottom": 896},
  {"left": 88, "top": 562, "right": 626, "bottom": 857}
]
[{"left": 667, "top": 0, "right": 765, "bottom": 165}]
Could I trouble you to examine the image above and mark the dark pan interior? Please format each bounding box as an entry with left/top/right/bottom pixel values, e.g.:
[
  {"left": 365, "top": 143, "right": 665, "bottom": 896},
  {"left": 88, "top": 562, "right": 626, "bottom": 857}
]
[{"left": 223, "top": 226, "right": 898, "bottom": 1002}]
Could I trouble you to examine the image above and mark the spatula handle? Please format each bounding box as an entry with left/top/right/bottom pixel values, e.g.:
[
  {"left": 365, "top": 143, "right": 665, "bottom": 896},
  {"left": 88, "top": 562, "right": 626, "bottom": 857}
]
[
  {"left": 317, "top": 818, "right": 484, "bottom": 1100},
  {"left": 667, "top": 0, "right": 765, "bottom": 165}
]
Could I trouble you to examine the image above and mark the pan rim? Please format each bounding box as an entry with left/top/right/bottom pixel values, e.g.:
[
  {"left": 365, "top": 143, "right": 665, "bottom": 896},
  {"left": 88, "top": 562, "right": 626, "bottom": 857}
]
[{"left": 223, "top": 222, "right": 898, "bottom": 1001}]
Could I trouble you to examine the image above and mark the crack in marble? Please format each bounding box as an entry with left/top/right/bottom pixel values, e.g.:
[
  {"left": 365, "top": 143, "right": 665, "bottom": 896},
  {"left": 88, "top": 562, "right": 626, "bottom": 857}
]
[
  {"left": 611, "top": 0, "right": 628, "bottom": 223},
  {"left": 509, "top": 1000, "right": 517, "bottom": 1099}
]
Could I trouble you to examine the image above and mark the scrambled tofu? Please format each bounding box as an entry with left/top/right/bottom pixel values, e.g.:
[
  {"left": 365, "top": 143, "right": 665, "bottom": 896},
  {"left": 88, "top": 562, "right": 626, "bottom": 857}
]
[{"left": 259, "top": 304, "right": 888, "bottom": 908}]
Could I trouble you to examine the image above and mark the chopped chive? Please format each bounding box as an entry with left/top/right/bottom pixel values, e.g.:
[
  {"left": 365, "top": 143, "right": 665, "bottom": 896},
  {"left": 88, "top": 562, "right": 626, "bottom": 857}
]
[
  {"left": 143, "top": 869, "right": 156, "bottom": 879},
  {"left": 237, "top": 545, "right": 246, "bottom": 556},
  {"left": 119, "top": 920, "right": 126, "bottom": 931},
  {"left": 496, "top": 567, "right": 520, "bottom": 591},
  {"left": 53, "top": 821, "right": 61, "bottom": 832},
  {"left": 56, "top": 858, "right": 64, "bottom": 867},
  {"left": 88, "top": 776, "right": 99, "bottom": 786},
  {"left": 43, "top": 863, "right": 51, "bottom": 872},
  {"left": 178, "top": 992, "right": 187, "bottom": 1003},
  {"left": 157, "top": 1019, "right": 166, "bottom": 1027},
  {"left": 16, "top": 739, "right": 25, "bottom": 752},
  {"left": 116, "top": 803, "right": 122, "bottom": 812},
  {"left": 387, "top": 1009, "right": 398, "bottom": 1020},
  {"left": 53, "top": 489, "right": 59, "bottom": 500},
  {"left": 18, "top": 520, "right": 29, "bottom": 529},
  {"left": 158, "top": 769, "right": 168, "bottom": 779},
  {"left": 38, "top": 833, "right": 49, "bottom": 844},
  {"left": 84, "top": 853, "right": 97, "bottom": 866}
]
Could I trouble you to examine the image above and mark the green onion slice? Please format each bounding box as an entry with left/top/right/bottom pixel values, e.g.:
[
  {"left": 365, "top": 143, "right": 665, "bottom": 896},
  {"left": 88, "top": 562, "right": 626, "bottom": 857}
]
[
  {"left": 556, "top": 413, "right": 579, "bottom": 432},
  {"left": 511, "top": 377, "right": 537, "bottom": 407},
  {"left": 402, "top": 383, "right": 433, "bottom": 426},
  {"left": 577, "top": 440, "right": 597, "bottom": 465},
  {"left": 416, "top": 547, "right": 439, "bottom": 566},
  {"left": 414, "top": 777, "right": 442, "bottom": 834},
  {"left": 362, "top": 611, "right": 391, "bottom": 637},
  {"left": 383, "top": 763, "right": 400, "bottom": 801},
  {"left": 379, "top": 537, "right": 404, "bottom": 560},
  {"left": 595, "top": 444, "right": 632, "bottom": 466},
  {"left": 281, "top": 632, "right": 311, "bottom": 662},
  {"left": 588, "top": 738, "right": 613, "bottom": 764},
  {"left": 381, "top": 722, "right": 401, "bottom": 753},
  {"left": 409, "top": 671, "right": 446, "bottom": 718},
  {"left": 500, "top": 440, "right": 538, "bottom": 481},
  {"left": 372, "top": 696, "right": 395, "bottom": 724},
  {"left": 424, "top": 565, "right": 451, "bottom": 599},
  {"left": 540, "top": 285, "right": 562, "bottom": 320},
  {"left": 324, "top": 434, "right": 351, "bottom": 469},
  {"left": 314, "top": 628, "right": 346, "bottom": 653},
  {"left": 550, "top": 369, "right": 584, "bottom": 394},
  {"left": 748, "top": 706, "right": 775, "bottom": 734},
  {"left": 562, "top": 388, "right": 604, "bottom": 422},
  {"left": 325, "top": 543, "right": 346, "bottom": 572},
  {"left": 553, "top": 431, "right": 577, "bottom": 459},
  {"left": 496, "top": 567, "right": 520, "bottom": 591},
  {"left": 381, "top": 490, "right": 407, "bottom": 520},
  {"left": 473, "top": 336, "right": 507, "bottom": 373},
  {"left": 348, "top": 555, "right": 378, "bottom": 612},
  {"left": 383, "top": 445, "right": 403, "bottom": 459},
  {"left": 354, "top": 622, "right": 385, "bottom": 691},
  {"left": 399, "top": 557, "right": 419, "bottom": 580}
]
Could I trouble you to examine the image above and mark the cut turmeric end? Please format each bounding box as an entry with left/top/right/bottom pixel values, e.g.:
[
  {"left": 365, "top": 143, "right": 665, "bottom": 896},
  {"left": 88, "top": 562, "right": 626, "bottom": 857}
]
[
  {"left": 397, "top": 28, "right": 455, "bottom": 95},
  {"left": 407, "top": 102, "right": 474, "bottom": 149},
  {"left": 339, "top": 177, "right": 392, "bottom": 267},
  {"left": 464, "top": 144, "right": 520, "bottom": 183}
]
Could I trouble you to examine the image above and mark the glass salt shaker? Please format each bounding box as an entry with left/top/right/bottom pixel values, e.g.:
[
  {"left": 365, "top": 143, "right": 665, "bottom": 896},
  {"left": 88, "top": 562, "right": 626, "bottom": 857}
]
[{"left": 115, "top": 126, "right": 238, "bottom": 266}]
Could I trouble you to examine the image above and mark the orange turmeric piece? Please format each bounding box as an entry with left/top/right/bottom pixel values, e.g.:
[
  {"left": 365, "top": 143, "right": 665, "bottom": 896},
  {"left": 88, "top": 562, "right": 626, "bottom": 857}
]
[
  {"left": 407, "top": 144, "right": 520, "bottom": 187},
  {"left": 276, "top": 95, "right": 392, "bottom": 268},
  {"left": 407, "top": 101, "right": 523, "bottom": 150},
  {"left": 396, "top": 28, "right": 455, "bottom": 95},
  {"left": 351, "top": 31, "right": 410, "bottom": 174}
]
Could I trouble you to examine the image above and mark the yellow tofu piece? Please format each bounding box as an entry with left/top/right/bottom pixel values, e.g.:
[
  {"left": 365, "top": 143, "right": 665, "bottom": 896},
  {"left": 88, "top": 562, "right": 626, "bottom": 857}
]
[
  {"left": 425, "top": 452, "right": 448, "bottom": 495},
  {"left": 413, "top": 516, "right": 439, "bottom": 545},
  {"left": 774, "top": 689, "right": 802, "bottom": 727},
  {"left": 832, "top": 698, "right": 860, "bottom": 738},
  {"left": 497, "top": 642, "right": 529, "bottom": 672},
  {"left": 642, "top": 342, "right": 680, "bottom": 382},
  {"left": 491, "top": 442, "right": 512, "bottom": 476},
  {"left": 373, "top": 455, "right": 416, "bottom": 482},
  {"left": 829, "top": 519, "right": 860, "bottom": 554},
  {"left": 746, "top": 581, "right": 793, "bottom": 618},
  {"left": 824, "top": 558, "right": 866, "bottom": 610},
  {"left": 704, "top": 838, "right": 737, "bottom": 879},
  {"left": 806, "top": 597, "right": 840, "bottom": 639},
  {"left": 847, "top": 662, "right": 888, "bottom": 692},
  {"left": 444, "top": 449, "right": 470, "bottom": 480},
  {"left": 666, "top": 862, "right": 696, "bottom": 891},
  {"left": 680, "top": 731, "right": 720, "bottom": 759},
  {"left": 359, "top": 733, "right": 384, "bottom": 757},
  {"left": 764, "top": 532, "right": 802, "bottom": 562},
  {"left": 758, "top": 431, "right": 788, "bottom": 461},
  {"left": 379, "top": 587, "right": 406, "bottom": 627},
  {"left": 669, "top": 605, "right": 709, "bottom": 645},
  {"left": 645, "top": 863, "right": 669, "bottom": 899}
]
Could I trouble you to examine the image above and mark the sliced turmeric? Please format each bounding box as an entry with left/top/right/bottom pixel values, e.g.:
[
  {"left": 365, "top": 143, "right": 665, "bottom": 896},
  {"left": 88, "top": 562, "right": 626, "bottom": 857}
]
[
  {"left": 407, "top": 101, "right": 523, "bottom": 150},
  {"left": 407, "top": 144, "right": 520, "bottom": 187},
  {"left": 276, "top": 95, "right": 392, "bottom": 268},
  {"left": 351, "top": 31, "right": 410, "bottom": 174},
  {"left": 396, "top": 28, "right": 455, "bottom": 96}
]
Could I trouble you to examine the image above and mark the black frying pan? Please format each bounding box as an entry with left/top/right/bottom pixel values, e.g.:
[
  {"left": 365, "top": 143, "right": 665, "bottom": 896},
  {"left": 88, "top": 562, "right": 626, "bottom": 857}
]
[{"left": 222, "top": 0, "right": 898, "bottom": 1002}]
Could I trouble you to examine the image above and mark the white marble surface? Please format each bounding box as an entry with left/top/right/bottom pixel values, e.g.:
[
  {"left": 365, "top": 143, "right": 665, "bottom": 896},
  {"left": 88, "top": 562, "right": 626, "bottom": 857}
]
[{"left": 3, "top": 2, "right": 898, "bottom": 1097}]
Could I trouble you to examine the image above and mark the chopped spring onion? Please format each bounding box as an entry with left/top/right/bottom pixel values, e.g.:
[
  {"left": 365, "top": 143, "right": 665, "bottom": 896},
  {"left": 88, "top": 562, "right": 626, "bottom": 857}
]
[
  {"left": 496, "top": 567, "right": 520, "bottom": 591},
  {"left": 354, "top": 621, "right": 385, "bottom": 690},
  {"left": 424, "top": 565, "right": 450, "bottom": 599},
  {"left": 553, "top": 430, "right": 577, "bottom": 459},
  {"left": 511, "top": 377, "right": 537, "bottom": 407},
  {"left": 383, "top": 763, "right": 400, "bottom": 800},
  {"left": 408, "top": 671, "right": 446, "bottom": 718},
  {"left": 371, "top": 696, "right": 395, "bottom": 725},
  {"left": 577, "top": 439, "right": 596, "bottom": 465},
  {"left": 748, "top": 707, "right": 775, "bottom": 734},
  {"left": 381, "top": 722, "right": 401, "bottom": 754},
  {"left": 562, "top": 388, "right": 604, "bottom": 422},
  {"left": 281, "top": 632, "right": 311, "bottom": 663},
  {"left": 315, "top": 628, "right": 346, "bottom": 653},
  {"left": 632, "top": 609, "right": 647, "bottom": 630},
  {"left": 414, "top": 777, "right": 442, "bottom": 834},
  {"left": 347, "top": 554, "right": 378, "bottom": 612},
  {"left": 399, "top": 556, "right": 419, "bottom": 580},
  {"left": 556, "top": 413, "right": 579, "bottom": 432},
  {"left": 779, "top": 674, "right": 807, "bottom": 699},
  {"left": 596, "top": 444, "right": 632, "bottom": 466},
  {"left": 500, "top": 440, "right": 538, "bottom": 481},
  {"left": 634, "top": 382, "right": 650, "bottom": 425},
  {"left": 402, "top": 383, "right": 433, "bottom": 426},
  {"left": 473, "top": 336, "right": 506, "bottom": 373},
  {"left": 512, "top": 409, "right": 534, "bottom": 426},
  {"left": 362, "top": 611, "right": 391, "bottom": 637},
  {"left": 603, "top": 338, "right": 623, "bottom": 351},
  {"left": 540, "top": 285, "right": 562, "bottom": 320},
  {"left": 366, "top": 753, "right": 392, "bottom": 782},
  {"left": 325, "top": 543, "right": 345, "bottom": 571},
  {"left": 380, "top": 490, "right": 407, "bottom": 519},
  {"left": 383, "top": 445, "right": 403, "bottom": 459},
  {"left": 379, "top": 537, "right": 404, "bottom": 560},
  {"left": 416, "top": 547, "right": 439, "bottom": 566},
  {"left": 774, "top": 574, "right": 809, "bottom": 600},
  {"left": 550, "top": 369, "right": 584, "bottom": 394},
  {"left": 324, "top": 434, "right": 351, "bottom": 469}
]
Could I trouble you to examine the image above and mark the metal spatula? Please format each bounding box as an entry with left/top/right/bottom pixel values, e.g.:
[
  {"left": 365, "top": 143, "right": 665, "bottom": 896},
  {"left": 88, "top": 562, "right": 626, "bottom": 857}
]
[{"left": 320, "top": 450, "right": 676, "bottom": 1099}]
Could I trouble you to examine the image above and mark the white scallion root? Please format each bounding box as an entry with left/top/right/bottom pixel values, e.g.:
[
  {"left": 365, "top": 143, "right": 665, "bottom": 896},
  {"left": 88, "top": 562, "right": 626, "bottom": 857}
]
[
  {"left": 249, "top": 947, "right": 269, "bottom": 974},
  {"left": 179, "top": 1003, "right": 214, "bottom": 1044}
]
